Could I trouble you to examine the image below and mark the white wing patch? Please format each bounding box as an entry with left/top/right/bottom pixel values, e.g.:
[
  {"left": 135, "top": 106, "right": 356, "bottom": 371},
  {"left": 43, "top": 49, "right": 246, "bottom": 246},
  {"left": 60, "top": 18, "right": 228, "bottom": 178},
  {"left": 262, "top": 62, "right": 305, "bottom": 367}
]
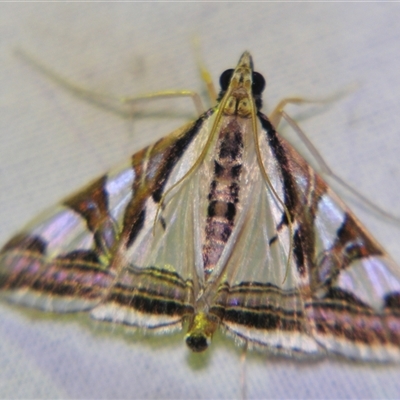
[
  {"left": 314, "top": 193, "right": 346, "bottom": 252},
  {"left": 30, "top": 206, "right": 95, "bottom": 257},
  {"left": 337, "top": 256, "right": 400, "bottom": 310},
  {"left": 105, "top": 163, "right": 135, "bottom": 224}
]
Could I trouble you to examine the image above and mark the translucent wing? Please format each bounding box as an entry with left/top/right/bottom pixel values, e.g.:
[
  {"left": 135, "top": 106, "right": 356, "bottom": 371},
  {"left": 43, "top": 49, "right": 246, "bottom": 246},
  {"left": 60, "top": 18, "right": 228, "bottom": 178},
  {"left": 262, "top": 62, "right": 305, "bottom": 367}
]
[
  {"left": 203, "top": 113, "right": 400, "bottom": 360},
  {"left": 0, "top": 111, "right": 214, "bottom": 332}
]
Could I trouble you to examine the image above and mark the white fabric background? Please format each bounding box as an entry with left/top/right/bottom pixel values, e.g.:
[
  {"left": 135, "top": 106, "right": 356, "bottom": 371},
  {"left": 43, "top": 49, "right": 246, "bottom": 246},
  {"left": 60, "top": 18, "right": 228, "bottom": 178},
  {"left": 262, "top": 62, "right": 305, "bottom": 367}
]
[{"left": 1, "top": 3, "right": 400, "bottom": 399}]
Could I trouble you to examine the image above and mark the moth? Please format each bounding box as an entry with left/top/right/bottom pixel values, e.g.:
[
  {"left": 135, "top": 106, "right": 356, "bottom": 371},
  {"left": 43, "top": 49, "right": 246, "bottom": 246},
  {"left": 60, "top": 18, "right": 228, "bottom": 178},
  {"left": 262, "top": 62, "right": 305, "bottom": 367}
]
[{"left": 1, "top": 52, "right": 399, "bottom": 361}]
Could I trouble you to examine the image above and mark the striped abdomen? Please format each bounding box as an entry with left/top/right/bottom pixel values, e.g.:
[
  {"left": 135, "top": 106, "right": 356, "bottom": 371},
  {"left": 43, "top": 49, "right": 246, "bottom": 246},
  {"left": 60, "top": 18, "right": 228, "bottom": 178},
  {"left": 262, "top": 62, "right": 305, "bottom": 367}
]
[{"left": 202, "top": 119, "right": 244, "bottom": 278}]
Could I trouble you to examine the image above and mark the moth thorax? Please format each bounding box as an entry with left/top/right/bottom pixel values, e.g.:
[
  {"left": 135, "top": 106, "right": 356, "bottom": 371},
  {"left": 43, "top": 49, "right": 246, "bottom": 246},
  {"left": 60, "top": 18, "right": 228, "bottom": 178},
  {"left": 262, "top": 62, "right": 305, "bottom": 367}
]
[
  {"left": 185, "top": 312, "right": 219, "bottom": 352},
  {"left": 223, "top": 93, "right": 252, "bottom": 118}
]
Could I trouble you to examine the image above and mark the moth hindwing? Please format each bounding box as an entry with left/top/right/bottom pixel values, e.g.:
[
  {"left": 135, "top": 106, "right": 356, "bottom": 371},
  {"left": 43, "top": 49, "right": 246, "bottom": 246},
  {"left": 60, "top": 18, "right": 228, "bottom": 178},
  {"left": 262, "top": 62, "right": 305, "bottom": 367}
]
[{"left": 1, "top": 52, "right": 399, "bottom": 360}]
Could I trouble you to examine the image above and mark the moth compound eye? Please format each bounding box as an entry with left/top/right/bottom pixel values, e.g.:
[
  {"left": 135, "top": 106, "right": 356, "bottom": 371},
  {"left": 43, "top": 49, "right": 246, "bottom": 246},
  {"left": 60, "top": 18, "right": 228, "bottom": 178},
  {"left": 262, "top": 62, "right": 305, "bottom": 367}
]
[
  {"left": 252, "top": 71, "right": 266, "bottom": 95},
  {"left": 219, "top": 69, "right": 234, "bottom": 91}
]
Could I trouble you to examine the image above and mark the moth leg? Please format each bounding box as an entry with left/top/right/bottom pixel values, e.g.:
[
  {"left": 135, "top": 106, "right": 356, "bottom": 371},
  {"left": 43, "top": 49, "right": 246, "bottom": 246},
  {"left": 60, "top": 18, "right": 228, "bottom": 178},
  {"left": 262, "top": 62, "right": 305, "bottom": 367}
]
[
  {"left": 270, "top": 97, "right": 400, "bottom": 224},
  {"left": 115, "top": 38, "right": 218, "bottom": 113},
  {"left": 269, "top": 82, "right": 361, "bottom": 126},
  {"left": 192, "top": 37, "right": 217, "bottom": 105},
  {"left": 196, "top": 64, "right": 217, "bottom": 106},
  {"left": 270, "top": 97, "right": 335, "bottom": 175},
  {"left": 122, "top": 90, "right": 204, "bottom": 115},
  {"left": 269, "top": 92, "right": 345, "bottom": 127},
  {"left": 15, "top": 48, "right": 205, "bottom": 117}
]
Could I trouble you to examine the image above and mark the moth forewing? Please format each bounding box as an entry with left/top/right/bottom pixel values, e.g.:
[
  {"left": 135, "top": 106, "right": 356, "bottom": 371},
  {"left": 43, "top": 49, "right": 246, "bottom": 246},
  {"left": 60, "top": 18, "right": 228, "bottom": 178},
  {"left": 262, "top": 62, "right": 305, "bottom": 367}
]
[{"left": 0, "top": 51, "right": 400, "bottom": 362}]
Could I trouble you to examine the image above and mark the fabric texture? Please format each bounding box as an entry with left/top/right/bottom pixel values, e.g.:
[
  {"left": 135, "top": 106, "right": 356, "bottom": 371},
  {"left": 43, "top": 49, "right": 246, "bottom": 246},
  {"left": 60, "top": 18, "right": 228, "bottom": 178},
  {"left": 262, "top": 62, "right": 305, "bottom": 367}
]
[{"left": 1, "top": 3, "right": 400, "bottom": 399}]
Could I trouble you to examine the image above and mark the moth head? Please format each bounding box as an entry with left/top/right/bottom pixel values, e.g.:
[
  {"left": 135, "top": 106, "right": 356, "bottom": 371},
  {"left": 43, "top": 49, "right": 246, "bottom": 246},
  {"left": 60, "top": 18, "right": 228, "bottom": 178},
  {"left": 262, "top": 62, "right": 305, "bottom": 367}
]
[{"left": 218, "top": 52, "right": 266, "bottom": 110}]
